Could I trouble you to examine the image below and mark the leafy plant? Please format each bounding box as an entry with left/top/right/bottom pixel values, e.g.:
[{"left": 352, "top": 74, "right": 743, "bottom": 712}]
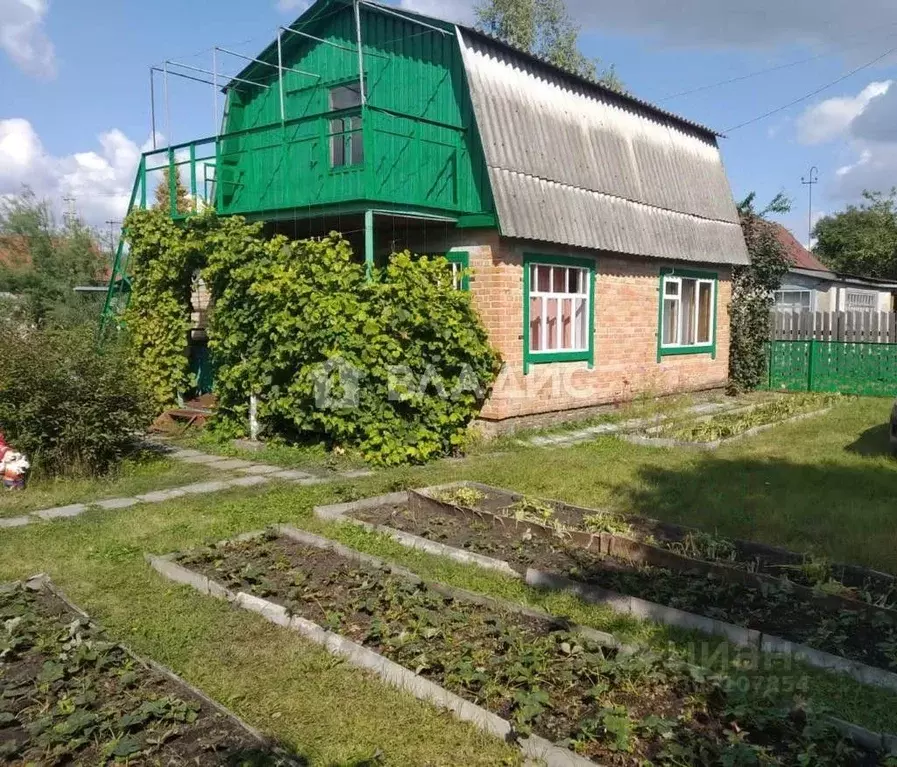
[
  {"left": 436, "top": 487, "right": 486, "bottom": 508},
  {"left": 660, "top": 394, "right": 837, "bottom": 443},
  {"left": 669, "top": 531, "right": 737, "bottom": 563},
  {"left": 122, "top": 207, "right": 214, "bottom": 410},
  {"left": 509, "top": 497, "right": 557, "bottom": 527},
  {"left": 583, "top": 513, "right": 632, "bottom": 537},
  {"left": 123, "top": 209, "right": 501, "bottom": 465},
  {"left": 729, "top": 193, "right": 793, "bottom": 394},
  {"left": 0, "top": 323, "right": 151, "bottom": 477},
  {"left": 180, "top": 534, "right": 875, "bottom": 764}
]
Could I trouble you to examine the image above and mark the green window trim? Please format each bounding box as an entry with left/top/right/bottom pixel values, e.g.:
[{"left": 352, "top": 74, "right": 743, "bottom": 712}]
[
  {"left": 523, "top": 253, "right": 596, "bottom": 375},
  {"left": 446, "top": 251, "right": 471, "bottom": 291},
  {"left": 657, "top": 267, "right": 719, "bottom": 362}
]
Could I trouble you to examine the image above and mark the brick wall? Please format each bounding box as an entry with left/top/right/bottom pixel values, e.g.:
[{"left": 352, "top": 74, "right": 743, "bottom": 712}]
[{"left": 398, "top": 229, "right": 733, "bottom": 424}]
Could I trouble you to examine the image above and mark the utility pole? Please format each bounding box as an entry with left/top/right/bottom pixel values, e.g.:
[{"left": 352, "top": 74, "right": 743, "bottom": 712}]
[
  {"left": 105, "top": 220, "right": 122, "bottom": 258},
  {"left": 62, "top": 195, "right": 77, "bottom": 228},
  {"left": 801, "top": 166, "right": 819, "bottom": 248}
]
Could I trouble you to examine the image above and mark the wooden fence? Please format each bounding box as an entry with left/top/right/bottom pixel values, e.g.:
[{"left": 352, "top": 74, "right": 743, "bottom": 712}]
[
  {"left": 771, "top": 310, "right": 897, "bottom": 343},
  {"left": 767, "top": 311, "right": 897, "bottom": 396}
]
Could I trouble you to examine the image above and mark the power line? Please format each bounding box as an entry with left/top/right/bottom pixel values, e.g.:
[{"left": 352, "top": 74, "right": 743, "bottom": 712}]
[
  {"left": 723, "top": 42, "right": 897, "bottom": 133},
  {"left": 660, "top": 22, "right": 897, "bottom": 102}
]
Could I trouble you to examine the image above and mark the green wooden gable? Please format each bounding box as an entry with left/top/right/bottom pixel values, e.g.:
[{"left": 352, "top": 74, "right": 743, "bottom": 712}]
[{"left": 216, "top": 0, "right": 495, "bottom": 226}]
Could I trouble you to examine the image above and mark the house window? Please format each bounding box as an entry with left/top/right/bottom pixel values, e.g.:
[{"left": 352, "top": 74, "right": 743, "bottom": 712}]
[
  {"left": 328, "top": 84, "right": 363, "bottom": 169},
  {"left": 524, "top": 256, "right": 594, "bottom": 371},
  {"left": 446, "top": 252, "right": 470, "bottom": 291},
  {"left": 846, "top": 291, "right": 876, "bottom": 311},
  {"left": 774, "top": 290, "right": 812, "bottom": 312},
  {"left": 659, "top": 270, "right": 716, "bottom": 357}
]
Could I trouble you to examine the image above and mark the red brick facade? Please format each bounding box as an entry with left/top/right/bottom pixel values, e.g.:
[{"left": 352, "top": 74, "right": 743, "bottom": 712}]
[{"left": 407, "top": 229, "right": 733, "bottom": 425}]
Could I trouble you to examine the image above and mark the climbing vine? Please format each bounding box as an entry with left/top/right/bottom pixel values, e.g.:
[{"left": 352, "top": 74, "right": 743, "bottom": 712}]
[
  {"left": 122, "top": 209, "right": 214, "bottom": 410},
  {"left": 728, "top": 193, "right": 792, "bottom": 393},
  {"left": 125, "top": 210, "right": 500, "bottom": 464},
  {"left": 205, "top": 233, "right": 501, "bottom": 465}
]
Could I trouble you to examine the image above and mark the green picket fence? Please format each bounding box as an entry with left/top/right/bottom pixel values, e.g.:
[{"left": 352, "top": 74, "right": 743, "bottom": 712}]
[{"left": 768, "top": 340, "right": 897, "bottom": 397}]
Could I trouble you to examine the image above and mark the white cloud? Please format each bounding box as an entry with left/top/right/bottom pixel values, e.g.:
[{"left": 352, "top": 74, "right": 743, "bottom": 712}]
[
  {"left": 0, "top": 118, "right": 148, "bottom": 228},
  {"left": 794, "top": 80, "right": 897, "bottom": 201},
  {"left": 276, "top": 0, "right": 311, "bottom": 13},
  {"left": 379, "top": 0, "right": 897, "bottom": 56},
  {"left": 796, "top": 81, "right": 891, "bottom": 145},
  {"left": 399, "top": 0, "right": 474, "bottom": 23},
  {"left": 0, "top": 0, "right": 55, "bottom": 78}
]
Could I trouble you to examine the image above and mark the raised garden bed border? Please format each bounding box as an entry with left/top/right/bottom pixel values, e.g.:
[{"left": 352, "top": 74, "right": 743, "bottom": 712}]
[
  {"left": 147, "top": 526, "right": 639, "bottom": 767},
  {"left": 4, "top": 573, "right": 298, "bottom": 764},
  {"left": 315, "top": 487, "right": 897, "bottom": 698},
  {"left": 623, "top": 407, "right": 832, "bottom": 450},
  {"left": 413, "top": 481, "right": 897, "bottom": 625},
  {"left": 149, "top": 526, "right": 897, "bottom": 758}
]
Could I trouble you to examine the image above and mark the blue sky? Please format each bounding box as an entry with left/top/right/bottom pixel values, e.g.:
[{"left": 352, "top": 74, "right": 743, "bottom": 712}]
[{"left": 3, "top": 0, "right": 897, "bottom": 243}]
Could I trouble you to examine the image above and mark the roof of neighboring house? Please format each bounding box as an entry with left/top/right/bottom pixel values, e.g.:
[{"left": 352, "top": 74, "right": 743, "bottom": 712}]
[
  {"left": 770, "top": 223, "right": 897, "bottom": 289},
  {"left": 770, "top": 223, "right": 832, "bottom": 273}
]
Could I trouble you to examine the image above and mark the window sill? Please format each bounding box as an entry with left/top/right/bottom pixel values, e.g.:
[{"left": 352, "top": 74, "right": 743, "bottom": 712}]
[
  {"left": 525, "top": 350, "right": 594, "bottom": 373},
  {"left": 329, "top": 163, "right": 364, "bottom": 174},
  {"left": 659, "top": 345, "right": 715, "bottom": 358}
]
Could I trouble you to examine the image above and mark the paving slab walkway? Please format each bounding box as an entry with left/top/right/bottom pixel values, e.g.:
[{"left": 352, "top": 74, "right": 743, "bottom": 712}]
[{"left": 0, "top": 448, "right": 373, "bottom": 531}]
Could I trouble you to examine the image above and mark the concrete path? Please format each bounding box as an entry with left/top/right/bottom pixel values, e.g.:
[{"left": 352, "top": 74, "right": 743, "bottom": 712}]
[{"left": 0, "top": 449, "right": 373, "bottom": 531}]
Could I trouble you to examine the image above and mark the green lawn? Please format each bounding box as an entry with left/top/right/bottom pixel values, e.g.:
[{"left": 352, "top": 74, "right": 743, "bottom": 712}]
[
  {"left": 0, "top": 396, "right": 895, "bottom": 764},
  {"left": 0, "top": 455, "right": 223, "bottom": 518}
]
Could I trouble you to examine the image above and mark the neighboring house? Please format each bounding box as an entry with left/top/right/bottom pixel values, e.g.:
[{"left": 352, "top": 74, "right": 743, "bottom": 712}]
[
  {"left": 772, "top": 224, "right": 896, "bottom": 314},
  {"left": 109, "top": 0, "right": 750, "bottom": 428}
]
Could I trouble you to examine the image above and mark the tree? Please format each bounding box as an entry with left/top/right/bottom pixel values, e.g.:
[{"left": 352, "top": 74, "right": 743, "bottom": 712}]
[
  {"left": 0, "top": 188, "right": 106, "bottom": 327},
  {"left": 813, "top": 190, "right": 897, "bottom": 279},
  {"left": 475, "top": 0, "right": 622, "bottom": 90},
  {"left": 153, "top": 166, "right": 192, "bottom": 215},
  {"left": 728, "top": 192, "right": 793, "bottom": 393}
]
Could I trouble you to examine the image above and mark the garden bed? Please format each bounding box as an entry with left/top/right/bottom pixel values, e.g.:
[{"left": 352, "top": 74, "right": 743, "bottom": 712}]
[
  {"left": 623, "top": 394, "right": 838, "bottom": 449},
  {"left": 0, "top": 576, "right": 295, "bottom": 765},
  {"left": 423, "top": 483, "right": 897, "bottom": 614},
  {"left": 160, "top": 529, "right": 883, "bottom": 766},
  {"left": 346, "top": 490, "right": 897, "bottom": 679}
]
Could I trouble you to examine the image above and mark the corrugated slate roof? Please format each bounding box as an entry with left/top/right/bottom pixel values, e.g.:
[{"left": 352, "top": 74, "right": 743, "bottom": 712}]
[
  {"left": 458, "top": 29, "right": 749, "bottom": 266},
  {"left": 770, "top": 223, "right": 832, "bottom": 273}
]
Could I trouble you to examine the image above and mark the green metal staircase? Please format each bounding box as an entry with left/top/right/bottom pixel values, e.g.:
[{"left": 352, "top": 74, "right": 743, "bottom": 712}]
[{"left": 99, "top": 140, "right": 221, "bottom": 334}]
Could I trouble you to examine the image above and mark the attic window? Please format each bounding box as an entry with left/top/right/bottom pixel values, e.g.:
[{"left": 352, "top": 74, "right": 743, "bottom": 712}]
[
  {"left": 329, "top": 84, "right": 362, "bottom": 111},
  {"left": 329, "top": 84, "right": 364, "bottom": 169}
]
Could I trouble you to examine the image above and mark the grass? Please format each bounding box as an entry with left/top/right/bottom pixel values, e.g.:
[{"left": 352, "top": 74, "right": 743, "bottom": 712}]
[
  {"left": 1, "top": 395, "right": 897, "bottom": 762},
  {"left": 0, "top": 455, "right": 222, "bottom": 518},
  {"left": 170, "top": 431, "right": 369, "bottom": 474}
]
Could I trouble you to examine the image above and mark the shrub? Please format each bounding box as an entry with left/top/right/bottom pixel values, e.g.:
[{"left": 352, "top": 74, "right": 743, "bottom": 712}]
[
  {"left": 204, "top": 232, "right": 500, "bottom": 465},
  {"left": 729, "top": 193, "right": 792, "bottom": 393},
  {"left": 122, "top": 208, "right": 215, "bottom": 410},
  {"left": 0, "top": 323, "right": 152, "bottom": 476}
]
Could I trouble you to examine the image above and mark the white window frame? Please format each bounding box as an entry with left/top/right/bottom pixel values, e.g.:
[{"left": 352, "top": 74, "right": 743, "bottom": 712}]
[
  {"left": 845, "top": 290, "right": 877, "bottom": 311},
  {"left": 527, "top": 263, "right": 591, "bottom": 355},
  {"left": 774, "top": 289, "right": 813, "bottom": 312},
  {"left": 660, "top": 275, "right": 716, "bottom": 350}
]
